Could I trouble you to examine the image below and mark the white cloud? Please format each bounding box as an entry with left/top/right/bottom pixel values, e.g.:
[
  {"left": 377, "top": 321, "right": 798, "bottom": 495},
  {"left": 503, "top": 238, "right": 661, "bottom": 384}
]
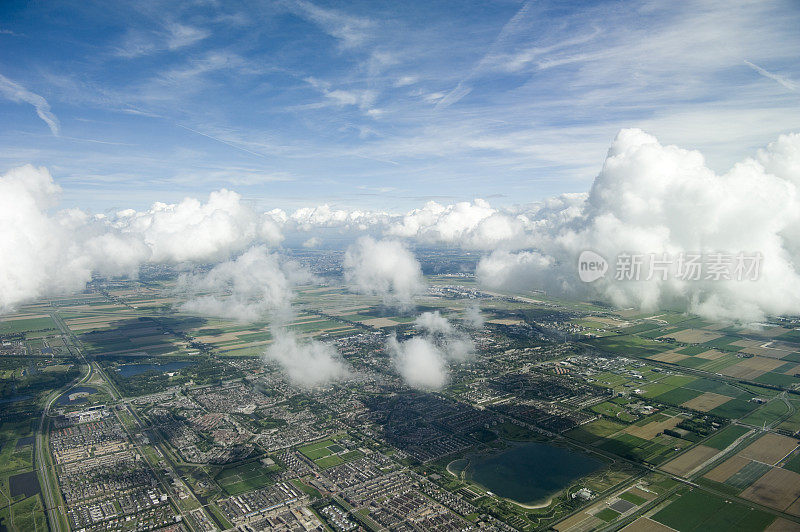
[
  {"left": 0, "top": 166, "right": 286, "bottom": 312},
  {"left": 343, "top": 236, "right": 425, "bottom": 308},
  {"left": 286, "top": 0, "right": 373, "bottom": 49},
  {"left": 476, "top": 250, "right": 558, "bottom": 293},
  {"left": 5, "top": 128, "right": 800, "bottom": 327},
  {"left": 177, "top": 246, "right": 311, "bottom": 322},
  {"left": 264, "top": 327, "right": 351, "bottom": 388},
  {"left": 386, "top": 335, "right": 448, "bottom": 390},
  {"left": 166, "top": 23, "right": 210, "bottom": 51},
  {"left": 387, "top": 199, "right": 527, "bottom": 249},
  {"left": 395, "top": 75, "right": 418, "bottom": 87},
  {"left": 463, "top": 302, "right": 484, "bottom": 329},
  {"left": 304, "top": 77, "right": 379, "bottom": 115},
  {"left": 302, "top": 237, "right": 321, "bottom": 248},
  {"left": 111, "top": 188, "right": 280, "bottom": 263},
  {"left": 388, "top": 311, "right": 475, "bottom": 390},
  {"left": 414, "top": 310, "right": 454, "bottom": 335},
  {"left": 116, "top": 23, "right": 209, "bottom": 58},
  {"left": 268, "top": 196, "right": 586, "bottom": 253},
  {"left": 0, "top": 166, "right": 150, "bottom": 312},
  {"left": 285, "top": 203, "right": 391, "bottom": 231},
  {"left": 744, "top": 61, "right": 798, "bottom": 92},
  {"left": 415, "top": 311, "right": 475, "bottom": 362},
  {"left": 0, "top": 166, "right": 86, "bottom": 311},
  {"left": 0, "top": 73, "right": 60, "bottom": 135},
  {"left": 477, "top": 129, "right": 800, "bottom": 324}
]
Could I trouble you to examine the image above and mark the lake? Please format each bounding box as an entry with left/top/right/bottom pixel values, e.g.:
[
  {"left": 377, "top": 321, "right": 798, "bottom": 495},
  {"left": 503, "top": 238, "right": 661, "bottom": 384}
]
[
  {"left": 55, "top": 385, "right": 98, "bottom": 405},
  {"left": 117, "top": 361, "right": 192, "bottom": 378},
  {"left": 466, "top": 442, "right": 603, "bottom": 505}
]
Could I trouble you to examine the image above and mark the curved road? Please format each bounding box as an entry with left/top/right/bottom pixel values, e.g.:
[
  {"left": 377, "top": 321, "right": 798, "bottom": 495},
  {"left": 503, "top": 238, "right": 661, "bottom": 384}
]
[{"left": 35, "top": 312, "right": 93, "bottom": 532}]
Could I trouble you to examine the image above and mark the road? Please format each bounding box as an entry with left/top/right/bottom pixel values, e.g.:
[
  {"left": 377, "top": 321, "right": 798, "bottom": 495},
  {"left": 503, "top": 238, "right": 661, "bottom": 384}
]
[
  {"left": 49, "top": 307, "right": 214, "bottom": 531},
  {"left": 35, "top": 312, "right": 95, "bottom": 532}
]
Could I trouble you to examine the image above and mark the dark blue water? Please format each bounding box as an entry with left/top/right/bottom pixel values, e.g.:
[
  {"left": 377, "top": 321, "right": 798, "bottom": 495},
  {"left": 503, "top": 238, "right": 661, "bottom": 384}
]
[
  {"left": 467, "top": 442, "right": 603, "bottom": 505},
  {"left": 55, "top": 386, "right": 97, "bottom": 405},
  {"left": 117, "top": 361, "right": 192, "bottom": 378}
]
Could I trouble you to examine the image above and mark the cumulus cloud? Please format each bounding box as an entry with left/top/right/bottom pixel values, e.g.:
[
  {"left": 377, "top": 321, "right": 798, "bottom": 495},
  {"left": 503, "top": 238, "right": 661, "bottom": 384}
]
[
  {"left": 0, "top": 165, "right": 287, "bottom": 313},
  {"left": 0, "top": 166, "right": 157, "bottom": 312},
  {"left": 262, "top": 194, "right": 589, "bottom": 254},
  {"left": 177, "top": 246, "right": 311, "bottom": 322},
  {"left": 388, "top": 311, "right": 475, "bottom": 390},
  {"left": 5, "top": 129, "right": 800, "bottom": 327},
  {"left": 414, "top": 311, "right": 475, "bottom": 362},
  {"left": 111, "top": 189, "right": 281, "bottom": 263},
  {"left": 0, "top": 166, "right": 88, "bottom": 311},
  {"left": 264, "top": 327, "right": 351, "bottom": 388},
  {"left": 267, "top": 194, "right": 588, "bottom": 253},
  {"left": 386, "top": 335, "right": 448, "bottom": 390},
  {"left": 476, "top": 250, "right": 559, "bottom": 293},
  {"left": 477, "top": 129, "right": 800, "bottom": 324},
  {"left": 387, "top": 199, "right": 526, "bottom": 249},
  {"left": 176, "top": 245, "right": 351, "bottom": 387},
  {"left": 463, "top": 302, "right": 484, "bottom": 329},
  {"left": 266, "top": 204, "right": 392, "bottom": 235},
  {"left": 414, "top": 310, "right": 454, "bottom": 335},
  {"left": 343, "top": 236, "right": 425, "bottom": 308},
  {"left": 81, "top": 232, "right": 153, "bottom": 279}
]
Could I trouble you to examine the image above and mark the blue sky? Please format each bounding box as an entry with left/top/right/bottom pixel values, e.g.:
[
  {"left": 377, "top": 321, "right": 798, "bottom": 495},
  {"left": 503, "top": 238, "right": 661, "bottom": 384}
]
[{"left": 1, "top": 0, "right": 799, "bottom": 213}]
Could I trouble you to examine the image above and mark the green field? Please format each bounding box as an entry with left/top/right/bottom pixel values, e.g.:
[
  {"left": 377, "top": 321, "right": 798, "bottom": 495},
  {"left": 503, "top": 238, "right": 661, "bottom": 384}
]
[
  {"left": 595, "top": 508, "right": 620, "bottom": 522},
  {"left": 740, "top": 399, "right": 790, "bottom": 427},
  {"left": 783, "top": 452, "right": 800, "bottom": 474},
  {"left": 315, "top": 455, "right": 344, "bottom": 469},
  {"left": 0, "top": 316, "right": 58, "bottom": 335},
  {"left": 296, "top": 435, "right": 363, "bottom": 469},
  {"left": 781, "top": 352, "right": 800, "bottom": 363},
  {"left": 652, "top": 489, "right": 775, "bottom": 531},
  {"left": 699, "top": 336, "right": 743, "bottom": 351},
  {"left": 298, "top": 438, "right": 337, "bottom": 460},
  {"left": 702, "top": 425, "right": 750, "bottom": 450},
  {"left": 683, "top": 378, "right": 749, "bottom": 398},
  {"left": 215, "top": 460, "right": 282, "bottom": 496},
  {"left": 678, "top": 345, "right": 710, "bottom": 355},
  {"left": 591, "top": 401, "right": 638, "bottom": 423},
  {"left": 585, "top": 335, "right": 672, "bottom": 358},
  {"left": 619, "top": 491, "right": 647, "bottom": 505},
  {"left": 708, "top": 399, "right": 759, "bottom": 419},
  {"left": 641, "top": 382, "right": 676, "bottom": 398},
  {"left": 596, "top": 433, "right": 681, "bottom": 464},
  {"left": 494, "top": 422, "right": 539, "bottom": 441},
  {"left": 653, "top": 387, "right": 703, "bottom": 406},
  {"left": 754, "top": 372, "right": 799, "bottom": 388},
  {"left": 290, "top": 478, "right": 322, "bottom": 499},
  {"left": 777, "top": 399, "right": 800, "bottom": 434},
  {"left": 660, "top": 375, "right": 697, "bottom": 387},
  {"left": 565, "top": 419, "right": 625, "bottom": 443},
  {"left": 694, "top": 355, "right": 742, "bottom": 373},
  {"left": 724, "top": 461, "right": 770, "bottom": 490},
  {"left": 0, "top": 420, "right": 45, "bottom": 531}
]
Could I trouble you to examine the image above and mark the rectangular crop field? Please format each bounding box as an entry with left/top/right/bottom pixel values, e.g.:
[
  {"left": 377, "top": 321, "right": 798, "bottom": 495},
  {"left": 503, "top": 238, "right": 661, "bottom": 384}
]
[
  {"left": 702, "top": 425, "right": 751, "bottom": 450},
  {"left": 651, "top": 489, "right": 775, "bottom": 531},
  {"left": 661, "top": 445, "right": 719, "bottom": 476},
  {"left": 739, "top": 433, "right": 799, "bottom": 465}
]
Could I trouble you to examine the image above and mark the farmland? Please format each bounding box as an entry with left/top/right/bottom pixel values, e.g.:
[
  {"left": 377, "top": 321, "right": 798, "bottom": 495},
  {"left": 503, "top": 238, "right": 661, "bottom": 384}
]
[{"left": 3, "top": 266, "right": 800, "bottom": 532}]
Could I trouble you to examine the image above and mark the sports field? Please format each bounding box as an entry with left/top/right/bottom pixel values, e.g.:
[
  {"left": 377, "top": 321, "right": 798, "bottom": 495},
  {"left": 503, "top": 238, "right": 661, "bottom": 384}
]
[{"left": 215, "top": 459, "right": 282, "bottom": 496}]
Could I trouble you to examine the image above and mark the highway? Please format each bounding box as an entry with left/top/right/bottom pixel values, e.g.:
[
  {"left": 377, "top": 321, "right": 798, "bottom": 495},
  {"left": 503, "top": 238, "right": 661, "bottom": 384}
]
[{"left": 34, "top": 311, "right": 95, "bottom": 532}]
